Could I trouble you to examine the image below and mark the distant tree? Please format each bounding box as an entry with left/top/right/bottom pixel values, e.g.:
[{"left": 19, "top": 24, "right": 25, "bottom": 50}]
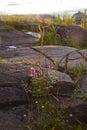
[{"left": 72, "top": 11, "right": 84, "bottom": 24}]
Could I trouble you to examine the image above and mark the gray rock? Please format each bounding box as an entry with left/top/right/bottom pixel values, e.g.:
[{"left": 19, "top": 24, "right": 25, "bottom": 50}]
[
  {"left": 0, "top": 63, "right": 30, "bottom": 85},
  {"left": 1, "top": 46, "right": 86, "bottom": 70},
  {"left": 0, "top": 28, "right": 87, "bottom": 127},
  {"left": 64, "top": 103, "right": 87, "bottom": 124},
  {"left": 0, "top": 28, "right": 35, "bottom": 48},
  {"left": 0, "top": 63, "right": 30, "bottom": 107},
  {"left": 32, "top": 46, "right": 87, "bottom": 70},
  {"left": 56, "top": 25, "right": 87, "bottom": 47},
  {"left": 48, "top": 70, "right": 75, "bottom": 96},
  {"left": 79, "top": 73, "right": 87, "bottom": 96},
  {"left": 60, "top": 48, "right": 87, "bottom": 69},
  {"left": 0, "top": 105, "right": 28, "bottom": 130},
  {"left": 0, "top": 87, "right": 28, "bottom": 106}
]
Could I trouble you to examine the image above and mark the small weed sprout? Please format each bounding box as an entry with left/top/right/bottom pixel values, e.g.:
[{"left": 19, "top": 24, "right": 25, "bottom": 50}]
[
  {"left": 71, "top": 87, "right": 81, "bottom": 99},
  {"left": 83, "top": 93, "right": 87, "bottom": 101}
]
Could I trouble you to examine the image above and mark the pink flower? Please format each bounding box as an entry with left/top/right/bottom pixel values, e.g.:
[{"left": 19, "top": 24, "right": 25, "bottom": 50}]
[
  {"left": 48, "top": 65, "right": 54, "bottom": 70},
  {"left": 40, "top": 70, "right": 46, "bottom": 77},
  {"left": 30, "top": 67, "right": 37, "bottom": 78}
]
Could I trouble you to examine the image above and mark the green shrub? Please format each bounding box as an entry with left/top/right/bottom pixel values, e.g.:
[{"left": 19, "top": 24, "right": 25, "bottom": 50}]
[
  {"left": 63, "top": 14, "right": 74, "bottom": 26},
  {"left": 55, "top": 15, "right": 62, "bottom": 25},
  {"left": 3, "top": 25, "right": 15, "bottom": 30}
]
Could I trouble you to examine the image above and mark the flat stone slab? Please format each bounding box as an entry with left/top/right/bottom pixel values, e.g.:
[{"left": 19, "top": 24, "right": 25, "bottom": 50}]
[
  {"left": 0, "top": 28, "right": 35, "bottom": 48},
  {"left": 1, "top": 46, "right": 86, "bottom": 70},
  {"left": 0, "top": 63, "right": 30, "bottom": 85},
  {"left": 0, "top": 105, "right": 28, "bottom": 130},
  {"left": 33, "top": 46, "right": 87, "bottom": 69},
  {"left": 0, "top": 87, "right": 28, "bottom": 107},
  {"left": 0, "top": 63, "right": 30, "bottom": 106}
]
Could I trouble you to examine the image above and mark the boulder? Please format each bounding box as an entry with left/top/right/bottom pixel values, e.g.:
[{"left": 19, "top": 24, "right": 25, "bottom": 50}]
[
  {"left": 0, "top": 28, "right": 35, "bottom": 48},
  {"left": 49, "top": 72, "right": 87, "bottom": 125},
  {"left": 48, "top": 70, "right": 75, "bottom": 96},
  {"left": 59, "top": 48, "right": 87, "bottom": 69},
  {"left": 56, "top": 25, "right": 87, "bottom": 47}
]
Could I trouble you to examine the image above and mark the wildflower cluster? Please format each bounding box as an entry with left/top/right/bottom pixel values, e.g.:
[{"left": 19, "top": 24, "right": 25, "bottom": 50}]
[
  {"left": 25, "top": 63, "right": 66, "bottom": 129},
  {"left": 29, "top": 63, "right": 55, "bottom": 97},
  {"left": 30, "top": 63, "right": 54, "bottom": 78}
]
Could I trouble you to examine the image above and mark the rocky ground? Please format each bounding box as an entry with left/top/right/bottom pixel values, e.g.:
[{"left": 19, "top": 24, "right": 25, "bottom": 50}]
[{"left": 0, "top": 28, "right": 87, "bottom": 130}]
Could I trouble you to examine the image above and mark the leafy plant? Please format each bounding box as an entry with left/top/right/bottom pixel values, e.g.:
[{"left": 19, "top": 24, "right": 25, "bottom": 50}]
[
  {"left": 71, "top": 64, "right": 87, "bottom": 81},
  {"left": 55, "top": 15, "right": 62, "bottom": 25},
  {"left": 71, "top": 88, "right": 81, "bottom": 99},
  {"left": 24, "top": 63, "right": 67, "bottom": 130},
  {"left": 38, "top": 24, "right": 60, "bottom": 46},
  {"left": 82, "top": 10, "right": 87, "bottom": 29},
  {"left": 63, "top": 14, "right": 74, "bottom": 26},
  {"left": 83, "top": 93, "right": 87, "bottom": 101},
  {"left": 3, "top": 25, "right": 15, "bottom": 30}
]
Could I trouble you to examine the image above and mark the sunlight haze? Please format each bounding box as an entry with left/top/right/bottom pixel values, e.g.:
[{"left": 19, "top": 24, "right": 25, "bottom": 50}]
[{"left": 0, "top": 0, "right": 87, "bottom": 14}]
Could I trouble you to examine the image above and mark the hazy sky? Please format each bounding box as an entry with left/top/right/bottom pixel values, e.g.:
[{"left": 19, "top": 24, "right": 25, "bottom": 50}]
[{"left": 0, "top": 0, "right": 87, "bottom": 14}]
